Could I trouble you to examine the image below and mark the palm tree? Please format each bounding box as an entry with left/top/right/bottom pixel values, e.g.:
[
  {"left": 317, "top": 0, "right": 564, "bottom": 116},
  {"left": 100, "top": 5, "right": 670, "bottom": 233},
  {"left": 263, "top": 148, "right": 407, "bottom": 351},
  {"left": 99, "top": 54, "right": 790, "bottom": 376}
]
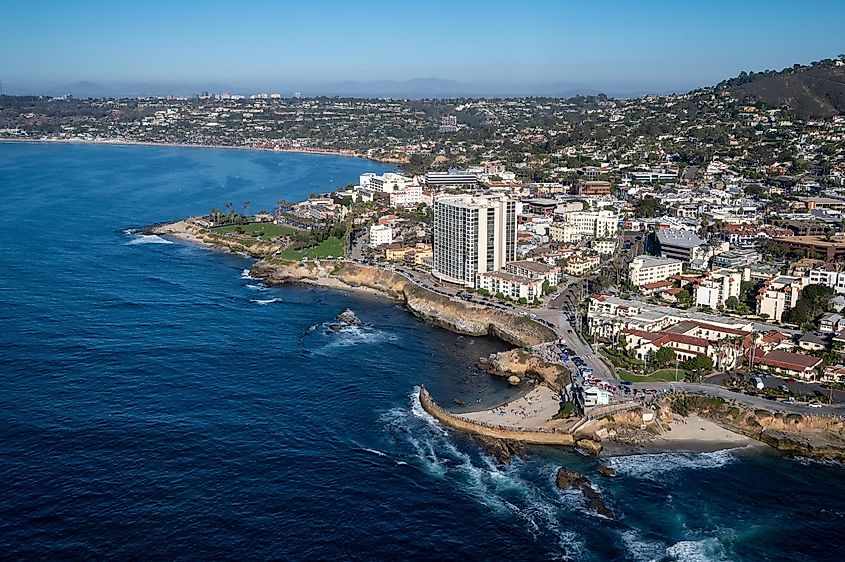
[
  {"left": 243, "top": 200, "right": 251, "bottom": 218},
  {"left": 225, "top": 202, "right": 234, "bottom": 224}
]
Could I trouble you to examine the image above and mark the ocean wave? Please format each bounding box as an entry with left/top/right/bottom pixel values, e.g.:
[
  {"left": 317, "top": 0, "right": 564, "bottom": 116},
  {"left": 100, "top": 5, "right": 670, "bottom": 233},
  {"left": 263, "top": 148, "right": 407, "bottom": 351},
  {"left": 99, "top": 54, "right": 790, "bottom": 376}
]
[
  {"left": 125, "top": 234, "right": 173, "bottom": 245},
  {"left": 606, "top": 449, "right": 737, "bottom": 480},
  {"left": 251, "top": 298, "right": 283, "bottom": 305},
  {"left": 240, "top": 268, "right": 257, "bottom": 280},
  {"left": 380, "top": 390, "right": 587, "bottom": 558},
  {"left": 245, "top": 283, "right": 267, "bottom": 291},
  {"left": 660, "top": 538, "right": 732, "bottom": 562}
]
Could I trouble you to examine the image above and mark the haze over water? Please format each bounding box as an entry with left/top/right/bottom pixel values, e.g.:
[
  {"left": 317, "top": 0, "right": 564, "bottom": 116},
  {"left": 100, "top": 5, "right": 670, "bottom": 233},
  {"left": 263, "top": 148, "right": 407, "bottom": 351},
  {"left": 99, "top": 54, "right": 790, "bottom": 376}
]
[{"left": 1, "top": 143, "right": 844, "bottom": 560}]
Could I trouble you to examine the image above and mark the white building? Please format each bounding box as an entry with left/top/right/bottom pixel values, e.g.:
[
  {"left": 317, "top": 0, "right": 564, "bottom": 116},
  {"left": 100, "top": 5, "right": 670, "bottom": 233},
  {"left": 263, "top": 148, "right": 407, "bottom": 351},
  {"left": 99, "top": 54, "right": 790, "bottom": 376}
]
[
  {"left": 476, "top": 271, "right": 543, "bottom": 301},
  {"left": 629, "top": 255, "right": 684, "bottom": 287},
  {"left": 809, "top": 267, "right": 845, "bottom": 294},
  {"left": 694, "top": 268, "right": 743, "bottom": 309},
  {"left": 369, "top": 224, "right": 393, "bottom": 247},
  {"left": 433, "top": 194, "right": 516, "bottom": 286},
  {"left": 389, "top": 183, "right": 424, "bottom": 207},
  {"left": 756, "top": 276, "right": 808, "bottom": 322},
  {"left": 592, "top": 238, "right": 617, "bottom": 256},
  {"left": 549, "top": 210, "right": 618, "bottom": 244},
  {"left": 361, "top": 172, "right": 414, "bottom": 194}
]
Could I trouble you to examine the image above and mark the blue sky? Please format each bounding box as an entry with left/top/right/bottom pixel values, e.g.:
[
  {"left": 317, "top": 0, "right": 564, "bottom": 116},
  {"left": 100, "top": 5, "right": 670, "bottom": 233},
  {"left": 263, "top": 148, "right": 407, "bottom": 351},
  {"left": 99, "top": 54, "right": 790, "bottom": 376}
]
[{"left": 2, "top": 0, "right": 844, "bottom": 92}]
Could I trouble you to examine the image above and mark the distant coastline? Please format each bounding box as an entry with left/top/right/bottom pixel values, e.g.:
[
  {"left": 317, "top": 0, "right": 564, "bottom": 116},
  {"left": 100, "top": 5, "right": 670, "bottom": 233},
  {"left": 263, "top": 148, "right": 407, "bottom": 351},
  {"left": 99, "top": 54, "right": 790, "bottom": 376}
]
[{"left": 0, "top": 137, "right": 404, "bottom": 166}]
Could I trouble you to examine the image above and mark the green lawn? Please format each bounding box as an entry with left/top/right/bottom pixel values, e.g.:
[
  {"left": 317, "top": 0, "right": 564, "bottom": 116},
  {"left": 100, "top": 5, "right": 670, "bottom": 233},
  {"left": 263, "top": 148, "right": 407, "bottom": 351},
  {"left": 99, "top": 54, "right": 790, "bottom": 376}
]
[
  {"left": 214, "top": 222, "right": 299, "bottom": 240},
  {"left": 278, "top": 236, "right": 346, "bottom": 260},
  {"left": 618, "top": 368, "right": 688, "bottom": 383}
]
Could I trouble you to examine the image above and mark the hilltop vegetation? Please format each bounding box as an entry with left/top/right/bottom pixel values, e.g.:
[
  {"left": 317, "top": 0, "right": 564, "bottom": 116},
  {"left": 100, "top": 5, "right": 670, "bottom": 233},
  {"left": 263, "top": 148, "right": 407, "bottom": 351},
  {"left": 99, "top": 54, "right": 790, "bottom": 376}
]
[{"left": 718, "top": 57, "right": 845, "bottom": 118}]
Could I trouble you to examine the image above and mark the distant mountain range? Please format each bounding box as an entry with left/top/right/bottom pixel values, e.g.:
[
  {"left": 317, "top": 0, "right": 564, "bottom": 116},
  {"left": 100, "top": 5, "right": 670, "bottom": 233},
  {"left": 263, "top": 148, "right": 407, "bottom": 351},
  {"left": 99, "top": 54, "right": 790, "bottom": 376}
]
[{"left": 6, "top": 57, "right": 845, "bottom": 115}]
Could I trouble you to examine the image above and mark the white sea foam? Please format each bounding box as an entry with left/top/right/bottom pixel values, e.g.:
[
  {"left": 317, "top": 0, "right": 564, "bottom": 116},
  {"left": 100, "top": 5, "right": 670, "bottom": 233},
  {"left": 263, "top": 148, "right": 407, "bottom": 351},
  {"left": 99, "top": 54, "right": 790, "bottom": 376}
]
[
  {"left": 379, "top": 390, "right": 587, "bottom": 558},
  {"left": 245, "top": 283, "right": 267, "bottom": 291},
  {"left": 126, "top": 234, "right": 173, "bottom": 245},
  {"left": 606, "top": 449, "right": 737, "bottom": 480},
  {"left": 661, "top": 538, "right": 730, "bottom": 562},
  {"left": 251, "top": 297, "right": 283, "bottom": 305},
  {"left": 240, "top": 268, "right": 257, "bottom": 280},
  {"left": 618, "top": 530, "right": 666, "bottom": 562},
  {"left": 321, "top": 324, "right": 398, "bottom": 349}
]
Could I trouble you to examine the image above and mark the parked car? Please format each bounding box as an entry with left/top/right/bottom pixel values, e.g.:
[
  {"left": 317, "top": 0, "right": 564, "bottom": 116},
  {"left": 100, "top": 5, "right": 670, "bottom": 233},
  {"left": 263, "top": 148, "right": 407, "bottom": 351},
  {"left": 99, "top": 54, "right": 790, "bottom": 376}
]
[{"left": 809, "top": 401, "right": 823, "bottom": 408}]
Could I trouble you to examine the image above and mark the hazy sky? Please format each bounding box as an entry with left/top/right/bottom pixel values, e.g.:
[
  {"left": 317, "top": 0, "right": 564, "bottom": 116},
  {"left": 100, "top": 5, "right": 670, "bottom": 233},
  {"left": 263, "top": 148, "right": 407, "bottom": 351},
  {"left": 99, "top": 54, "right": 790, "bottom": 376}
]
[{"left": 2, "top": 0, "right": 844, "bottom": 91}]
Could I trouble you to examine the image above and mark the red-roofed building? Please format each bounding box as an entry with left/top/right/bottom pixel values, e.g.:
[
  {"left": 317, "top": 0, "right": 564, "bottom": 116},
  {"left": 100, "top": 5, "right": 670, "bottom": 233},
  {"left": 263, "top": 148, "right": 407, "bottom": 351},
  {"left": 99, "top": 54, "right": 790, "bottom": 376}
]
[{"left": 749, "top": 349, "right": 822, "bottom": 380}]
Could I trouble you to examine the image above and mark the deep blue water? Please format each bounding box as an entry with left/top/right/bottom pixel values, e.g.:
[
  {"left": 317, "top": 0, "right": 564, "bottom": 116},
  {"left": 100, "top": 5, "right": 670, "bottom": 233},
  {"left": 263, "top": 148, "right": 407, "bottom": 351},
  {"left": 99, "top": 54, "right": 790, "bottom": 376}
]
[{"left": 2, "top": 142, "right": 845, "bottom": 561}]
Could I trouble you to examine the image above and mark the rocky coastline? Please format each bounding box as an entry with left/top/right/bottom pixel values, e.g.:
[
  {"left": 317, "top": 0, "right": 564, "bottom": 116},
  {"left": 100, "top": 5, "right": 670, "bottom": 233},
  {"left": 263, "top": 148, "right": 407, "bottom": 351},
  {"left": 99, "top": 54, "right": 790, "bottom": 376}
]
[{"left": 149, "top": 219, "right": 557, "bottom": 347}]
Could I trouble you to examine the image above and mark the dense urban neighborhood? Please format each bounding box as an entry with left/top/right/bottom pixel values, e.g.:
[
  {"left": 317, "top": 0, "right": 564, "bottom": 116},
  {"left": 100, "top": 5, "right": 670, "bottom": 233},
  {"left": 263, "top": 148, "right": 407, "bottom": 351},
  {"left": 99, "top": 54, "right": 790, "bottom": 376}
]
[{"left": 5, "top": 57, "right": 845, "bottom": 407}]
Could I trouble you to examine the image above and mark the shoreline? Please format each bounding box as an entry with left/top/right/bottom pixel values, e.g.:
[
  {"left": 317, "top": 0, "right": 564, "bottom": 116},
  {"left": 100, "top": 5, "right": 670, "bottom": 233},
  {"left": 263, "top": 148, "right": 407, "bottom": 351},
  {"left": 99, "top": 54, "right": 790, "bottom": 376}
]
[{"left": 0, "top": 137, "right": 402, "bottom": 165}]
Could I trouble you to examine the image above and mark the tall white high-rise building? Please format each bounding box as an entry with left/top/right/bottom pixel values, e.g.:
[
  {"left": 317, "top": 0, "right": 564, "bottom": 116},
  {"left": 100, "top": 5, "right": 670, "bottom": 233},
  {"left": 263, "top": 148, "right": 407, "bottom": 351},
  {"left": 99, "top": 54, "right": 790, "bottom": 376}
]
[{"left": 433, "top": 194, "right": 516, "bottom": 286}]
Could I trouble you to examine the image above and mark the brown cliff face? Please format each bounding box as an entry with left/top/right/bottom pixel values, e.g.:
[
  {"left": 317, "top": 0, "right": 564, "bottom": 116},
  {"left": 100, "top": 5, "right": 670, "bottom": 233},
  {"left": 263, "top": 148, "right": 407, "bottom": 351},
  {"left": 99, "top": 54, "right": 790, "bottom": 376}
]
[
  {"left": 663, "top": 395, "right": 845, "bottom": 461},
  {"left": 250, "top": 260, "right": 558, "bottom": 347}
]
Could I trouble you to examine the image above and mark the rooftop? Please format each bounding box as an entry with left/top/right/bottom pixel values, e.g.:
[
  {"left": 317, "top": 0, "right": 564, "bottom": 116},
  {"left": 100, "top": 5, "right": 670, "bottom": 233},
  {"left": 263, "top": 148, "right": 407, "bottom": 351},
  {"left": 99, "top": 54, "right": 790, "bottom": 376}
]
[{"left": 656, "top": 228, "right": 705, "bottom": 249}]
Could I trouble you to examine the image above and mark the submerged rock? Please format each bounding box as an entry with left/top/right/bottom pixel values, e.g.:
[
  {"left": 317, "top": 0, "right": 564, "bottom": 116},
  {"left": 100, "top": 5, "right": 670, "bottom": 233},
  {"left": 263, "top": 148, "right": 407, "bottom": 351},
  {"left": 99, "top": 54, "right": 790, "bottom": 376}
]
[
  {"left": 507, "top": 375, "right": 521, "bottom": 386},
  {"left": 597, "top": 465, "right": 617, "bottom": 478},
  {"left": 472, "top": 435, "right": 526, "bottom": 464},
  {"left": 555, "top": 467, "right": 614, "bottom": 519}
]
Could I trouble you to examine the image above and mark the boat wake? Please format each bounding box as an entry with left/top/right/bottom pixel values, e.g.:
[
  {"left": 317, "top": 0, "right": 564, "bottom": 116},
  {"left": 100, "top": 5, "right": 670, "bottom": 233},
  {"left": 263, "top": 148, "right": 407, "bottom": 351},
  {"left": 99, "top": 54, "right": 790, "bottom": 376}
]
[{"left": 251, "top": 297, "right": 284, "bottom": 305}]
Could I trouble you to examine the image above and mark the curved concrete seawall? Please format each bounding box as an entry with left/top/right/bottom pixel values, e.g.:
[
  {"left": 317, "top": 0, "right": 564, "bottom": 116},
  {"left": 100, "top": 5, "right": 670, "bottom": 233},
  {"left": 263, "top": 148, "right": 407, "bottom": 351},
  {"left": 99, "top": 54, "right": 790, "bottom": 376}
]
[{"left": 418, "top": 386, "right": 575, "bottom": 446}]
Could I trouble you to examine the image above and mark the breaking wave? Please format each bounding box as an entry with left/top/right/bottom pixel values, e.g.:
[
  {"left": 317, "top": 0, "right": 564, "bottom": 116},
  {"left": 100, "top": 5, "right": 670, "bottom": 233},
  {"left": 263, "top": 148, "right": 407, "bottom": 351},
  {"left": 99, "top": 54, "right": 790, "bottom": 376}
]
[
  {"left": 606, "top": 449, "right": 737, "bottom": 480},
  {"left": 379, "top": 389, "right": 587, "bottom": 558},
  {"left": 125, "top": 234, "right": 173, "bottom": 245}
]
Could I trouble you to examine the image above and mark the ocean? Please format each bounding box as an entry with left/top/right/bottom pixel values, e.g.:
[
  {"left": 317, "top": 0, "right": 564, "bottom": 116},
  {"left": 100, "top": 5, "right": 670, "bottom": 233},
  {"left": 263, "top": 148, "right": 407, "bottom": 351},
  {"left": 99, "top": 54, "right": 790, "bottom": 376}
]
[{"left": 1, "top": 142, "right": 844, "bottom": 561}]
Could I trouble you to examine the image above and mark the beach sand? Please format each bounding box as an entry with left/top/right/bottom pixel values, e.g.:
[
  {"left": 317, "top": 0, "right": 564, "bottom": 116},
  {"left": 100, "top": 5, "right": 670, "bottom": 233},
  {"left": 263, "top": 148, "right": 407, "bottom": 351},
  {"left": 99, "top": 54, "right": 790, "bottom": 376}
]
[
  {"left": 603, "top": 415, "right": 760, "bottom": 455},
  {"left": 458, "top": 385, "right": 561, "bottom": 430}
]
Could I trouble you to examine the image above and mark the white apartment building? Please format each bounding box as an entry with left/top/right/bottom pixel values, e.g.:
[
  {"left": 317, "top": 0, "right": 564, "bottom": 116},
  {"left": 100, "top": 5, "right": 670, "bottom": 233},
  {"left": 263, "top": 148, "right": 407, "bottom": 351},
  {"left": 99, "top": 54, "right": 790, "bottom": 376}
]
[
  {"left": 629, "top": 255, "right": 683, "bottom": 287},
  {"left": 809, "top": 267, "right": 845, "bottom": 294},
  {"left": 756, "top": 275, "right": 808, "bottom": 322},
  {"left": 564, "top": 254, "right": 601, "bottom": 276},
  {"left": 360, "top": 172, "right": 414, "bottom": 194},
  {"left": 433, "top": 194, "right": 517, "bottom": 286},
  {"left": 504, "top": 260, "right": 562, "bottom": 286},
  {"left": 388, "top": 183, "right": 424, "bottom": 207},
  {"left": 549, "top": 210, "right": 618, "bottom": 244},
  {"left": 592, "top": 238, "right": 617, "bottom": 256},
  {"left": 476, "top": 271, "right": 543, "bottom": 301},
  {"left": 369, "top": 224, "right": 393, "bottom": 247},
  {"left": 694, "top": 268, "right": 743, "bottom": 309}
]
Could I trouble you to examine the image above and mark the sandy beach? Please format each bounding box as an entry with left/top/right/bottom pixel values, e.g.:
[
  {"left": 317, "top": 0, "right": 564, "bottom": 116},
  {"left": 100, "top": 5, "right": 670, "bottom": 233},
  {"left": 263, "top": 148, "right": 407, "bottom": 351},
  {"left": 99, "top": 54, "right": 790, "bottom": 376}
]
[{"left": 458, "top": 385, "right": 561, "bottom": 430}]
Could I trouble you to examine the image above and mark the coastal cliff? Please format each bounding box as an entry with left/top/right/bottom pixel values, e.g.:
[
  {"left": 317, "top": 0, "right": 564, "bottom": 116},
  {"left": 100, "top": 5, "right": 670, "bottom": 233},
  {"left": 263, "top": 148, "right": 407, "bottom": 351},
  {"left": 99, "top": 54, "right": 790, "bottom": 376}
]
[{"left": 251, "top": 259, "right": 557, "bottom": 347}]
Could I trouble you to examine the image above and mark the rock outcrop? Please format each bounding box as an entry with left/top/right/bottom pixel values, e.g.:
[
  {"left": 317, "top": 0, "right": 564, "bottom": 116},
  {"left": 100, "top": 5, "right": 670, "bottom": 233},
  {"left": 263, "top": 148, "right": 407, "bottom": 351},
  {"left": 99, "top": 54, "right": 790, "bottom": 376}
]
[
  {"left": 555, "top": 468, "right": 614, "bottom": 519},
  {"left": 477, "top": 348, "right": 571, "bottom": 389},
  {"left": 472, "top": 435, "right": 526, "bottom": 464}
]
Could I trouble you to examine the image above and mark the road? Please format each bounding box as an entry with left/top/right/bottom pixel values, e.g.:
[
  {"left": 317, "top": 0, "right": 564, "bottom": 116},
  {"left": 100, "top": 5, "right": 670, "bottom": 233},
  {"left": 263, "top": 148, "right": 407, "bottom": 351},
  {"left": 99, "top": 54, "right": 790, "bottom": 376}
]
[{"left": 631, "top": 381, "right": 845, "bottom": 416}]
